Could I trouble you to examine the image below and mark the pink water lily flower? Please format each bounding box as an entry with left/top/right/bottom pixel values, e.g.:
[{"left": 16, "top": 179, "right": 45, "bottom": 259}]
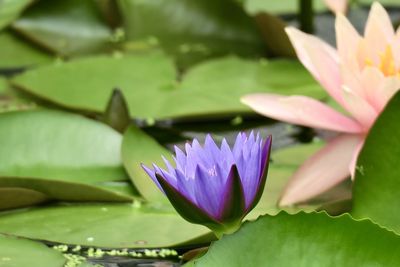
[
  {"left": 242, "top": 2, "right": 400, "bottom": 206},
  {"left": 324, "top": 0, "right": 348, "bottom": 14}
]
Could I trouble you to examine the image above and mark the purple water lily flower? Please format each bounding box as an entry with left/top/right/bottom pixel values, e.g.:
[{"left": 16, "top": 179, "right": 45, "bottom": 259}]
[{"left": 141, "top": 132, "right": 271, "bottom": 236}]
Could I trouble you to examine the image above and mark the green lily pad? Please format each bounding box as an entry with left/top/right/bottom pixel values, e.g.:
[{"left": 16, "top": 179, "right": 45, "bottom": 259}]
[
  {"left": 119, "top": 0, "right": 264, "bottom": 67},
  {"left": 0, "top": 76, "right": 37, "bottom": 113},
  {"left": 0, "top": 203, "right": 212, "bottom": 248},
  {"left": 0, "top": 187, "right": 48, "bottom": 210},
  {"left": 0, "top": 234, "right": 66, "bottom": 267},
  {"left": 0, "top": 31, "right": 52, "bottom": 69},
  {"left": 12, "top": 0, "right": 113, "bottom": 56},
  {"left": 0, "top": 77, "right": 7, "bottom": 91},
  {"left": 12, "top": 54, "right": 325, "bottom": 120},
  {"left": 0, "top": 0, "right": 32, "bottom": 30},
  {"left": 164, "top": 57, "right": 326, "bottom": 118},
  {"left": 352, "top": 92, "right": 400, "bottom": 233},
  {"left": 0, "top": 109, "right": 128, "bottom": 183},
  {"left": 190, "top": 212, "right": 400, "bottom": 266},
  {"left": 0, "top": 177, "right": 133, "bottom": 204},
  {"left": 96, "top": 181, "right": 139, "bottom": 198},
  {"left": 11, "top": 53, "right": 177, "bottom": 119},
  {"left": 358, "top": 0, "right": 400, "bottom": 5},
  {"left": 122, "top": 125, "right": 171, "bottom": 203}
]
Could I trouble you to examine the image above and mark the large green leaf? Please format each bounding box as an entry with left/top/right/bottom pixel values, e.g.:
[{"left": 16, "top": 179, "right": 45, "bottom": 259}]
[
  {"left": 122, "top": 125, "right": 171, "bottom": 203},
  {"left": 0, "top": 31, "right": 51, "bottom": 69},
  {"left": 0, "top": 109, "right": 128, "bottom": 183},
  {"left": 12, "top": 55, "right": 325, "bottom": 119},
  {"left": 189, "top": 212, "right": 400, "bottom": 266},
  {"left": 0, "top": 234, "right": 66, "bottom": 267},
  {"left": 118, "top": 0, "right": 264, "bottom": 67},
  {"left": 12, "top": 0, "right": 113, "bottom": 56},
  {"left": 352, "top": 92, "right": 400, "bottom": 233},
  {"left": 0, "top": 0, "right": 32, "bottom": 30},
  {"left": 0, "top": 203, "right": 212, "bottom": 248}
]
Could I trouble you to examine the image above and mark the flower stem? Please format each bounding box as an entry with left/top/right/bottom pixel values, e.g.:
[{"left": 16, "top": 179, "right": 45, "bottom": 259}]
[
  {"left": 299, "top": 0, "right": 314, "bottom": 33},
  {"left": 209, "top": 221, "right": 242, "bottom": 239}
]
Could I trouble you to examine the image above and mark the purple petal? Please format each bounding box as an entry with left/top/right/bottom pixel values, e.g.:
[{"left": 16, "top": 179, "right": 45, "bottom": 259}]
[
  {"left": 162, "top": 156, "right": 176, "bottom": 175},
  {"left": 246, "top": 131, "right": 256, "bottom": 150},
  {"left": 242, "top": 132, "right": 254, "bottom": 160},
  {"left": 174, "top": 145, "right": 187, "bottom": 173},
  {"left": 191, "top": 138, "right": 214, "bottom": 168},
  {"left": 175, "top": 168, "right": 196, "bottom": 202},
  {"left": 248, "top": 135, "right": 272, "bottom": 211},
  {"left": 155, "top": 173, "right": 218, "bottom": 225},
  {"left": 193, "top": 165, "right": 224, "bottom": 219},
  {"left": 261, "top": 136, "right": 272, "bottom": 174},
  {"left": 234, "top": 151, "right": 246, "bottom": 180},
  {"left": 220, "top": 139, "right": 235, "bottom": 172},
  {"left": 217, "top": 165, "right": 245, "bottom": 222},
  {"left": 185, "top": 142, "right": 199, "bottom": 178},
  {"left": 241, "top": 141, "right": 262, "bottom": 208},
  {"left": 204, "top": 134, "right": 221, "bottom": 163},
  {"left": 141, "top": 164, "right": 164, "bottom": 193},
  {"left": 232, "top": 132, "right": 246, "bottom": 159},
  {"left": 153, "top": 163, "right": 177, "bottom": 188}
]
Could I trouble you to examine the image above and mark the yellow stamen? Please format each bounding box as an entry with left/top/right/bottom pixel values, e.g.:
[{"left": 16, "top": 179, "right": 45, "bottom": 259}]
[
  {"left": 364, "top": 45, "right": 400, "bottom": 77},
  {"left": 364, "top": 58, "right": 374, "bottom": 67},
  {"left": 379, "top": 46, "right": 397, "bottom": 76}
]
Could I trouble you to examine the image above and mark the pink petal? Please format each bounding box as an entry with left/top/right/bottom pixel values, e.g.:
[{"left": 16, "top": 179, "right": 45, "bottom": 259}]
[
  {"left": 364, "top": 2, "right": 395, "bottom": 63},
  {"left": 279, "top": 134, "right": 363, "bottom": 206},
  {"left": 335, "top": 14, "right": 361, "bottom": 70},
  {"left": 392, "top": 39, "right": 400, "bottom": 66},
  {"left": 340, "top": 64, "right": 364, "bottom": 99},
  {"left": 324, "top": 0, "right": 348, "bottom": 14},
  {"left": 335, "top": 16, "right": 365, "bottom": 100},
  {"left": 359, "top": 67, "right": 400, "bottom": 112},
  {"left": 241, "top": 93, "right": 362, "bottom": 133},
  {"left": 375, "top": 78, "right": 400, "bottom": 111},
  {"left": 372, "top": 77, "right": 400, "bottom": 113},
  {"left": 341, "top": 86, "right": 378, "bottom": 129},
  {"left": 285, "top": 27, "right": 344, "bottom": 105},
  {"left": 360, "top": 67, "right": 385, "bottom": 110},
  {"left": 366, "top": 2, "right": 394, "bottom": 39}
]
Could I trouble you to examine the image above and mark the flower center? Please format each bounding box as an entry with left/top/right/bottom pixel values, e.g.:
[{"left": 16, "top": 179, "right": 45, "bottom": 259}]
[{"left": 365, "top": 45, "right": 400, "bottom": 77}]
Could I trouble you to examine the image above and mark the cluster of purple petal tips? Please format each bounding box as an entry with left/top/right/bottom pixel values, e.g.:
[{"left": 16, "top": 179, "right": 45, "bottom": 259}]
[{"left": 142, "top": 132, "right": 272, "bottom": 234}]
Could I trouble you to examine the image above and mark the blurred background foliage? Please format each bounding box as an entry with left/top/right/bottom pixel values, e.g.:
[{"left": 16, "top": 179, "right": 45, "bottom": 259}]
[{"left": 0, "top": 0, "right": 399, "bottom": 266}]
